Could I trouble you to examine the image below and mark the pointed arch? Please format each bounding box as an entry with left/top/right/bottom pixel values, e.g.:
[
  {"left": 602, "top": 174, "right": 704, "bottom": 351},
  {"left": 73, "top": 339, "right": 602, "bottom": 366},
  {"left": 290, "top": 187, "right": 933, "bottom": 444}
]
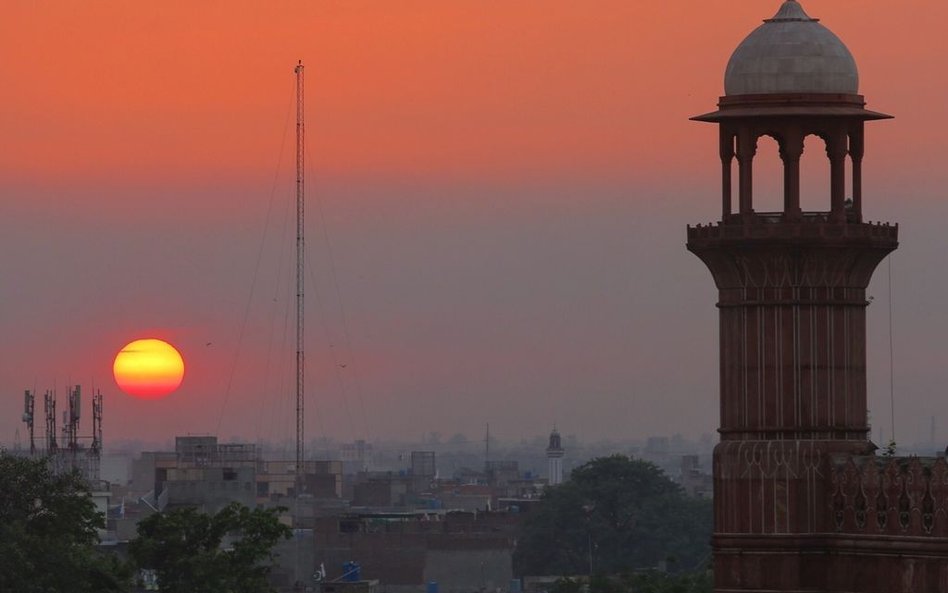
[
  {"left": 800, "top": 134, "right": 831, "bottom": 213},
  {"left": 754, "top": 133, "right": 783, "bottom": 214}
]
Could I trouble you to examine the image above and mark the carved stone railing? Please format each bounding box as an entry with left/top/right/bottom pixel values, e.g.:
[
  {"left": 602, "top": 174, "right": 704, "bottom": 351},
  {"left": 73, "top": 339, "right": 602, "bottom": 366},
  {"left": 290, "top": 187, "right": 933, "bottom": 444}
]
[{"left": 829, "top": 455, "right": 948, "bottom": 537}]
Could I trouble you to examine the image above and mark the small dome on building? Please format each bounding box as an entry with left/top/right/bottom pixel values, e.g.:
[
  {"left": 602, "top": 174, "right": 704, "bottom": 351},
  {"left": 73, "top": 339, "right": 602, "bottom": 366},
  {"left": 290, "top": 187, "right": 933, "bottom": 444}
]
[{"left": 724, "top": 0, "right": 858, "bottom": 96}]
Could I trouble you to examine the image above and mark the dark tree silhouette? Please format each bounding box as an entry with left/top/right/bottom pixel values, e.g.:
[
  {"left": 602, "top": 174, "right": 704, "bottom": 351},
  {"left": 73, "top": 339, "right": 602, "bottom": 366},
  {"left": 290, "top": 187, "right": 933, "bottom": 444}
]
[
  {"left": 0, "top": 452, "right": 130, "bottom": 593},
  {"left": 514, "top": 455, "right": 711, "bottom": 577},
  {"left": 131, "top": 501, "right": 291, "bottom": 593}
]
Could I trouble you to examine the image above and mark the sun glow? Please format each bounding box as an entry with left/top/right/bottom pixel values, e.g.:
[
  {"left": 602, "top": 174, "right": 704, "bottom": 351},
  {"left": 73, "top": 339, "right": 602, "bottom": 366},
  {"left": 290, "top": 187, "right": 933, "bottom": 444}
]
[{"left": 113, "top": 338, "right": 185, "bottom": 399}]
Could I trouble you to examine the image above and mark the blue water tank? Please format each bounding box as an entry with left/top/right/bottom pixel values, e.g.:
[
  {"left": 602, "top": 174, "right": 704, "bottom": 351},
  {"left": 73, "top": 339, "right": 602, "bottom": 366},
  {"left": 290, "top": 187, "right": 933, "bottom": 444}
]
[
  {"left": 427, "top": 581, "right": 439, "bottom": 593},
  {"left": 343, "top": 561, "right": 361, "bottom": 582}
]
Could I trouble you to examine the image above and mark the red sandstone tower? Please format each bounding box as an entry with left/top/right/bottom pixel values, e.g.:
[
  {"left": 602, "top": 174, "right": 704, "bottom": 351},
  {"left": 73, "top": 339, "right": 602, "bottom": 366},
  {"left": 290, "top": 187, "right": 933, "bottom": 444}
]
[{"left": 688, "top": 2, "right": 948, "bottom": 591}]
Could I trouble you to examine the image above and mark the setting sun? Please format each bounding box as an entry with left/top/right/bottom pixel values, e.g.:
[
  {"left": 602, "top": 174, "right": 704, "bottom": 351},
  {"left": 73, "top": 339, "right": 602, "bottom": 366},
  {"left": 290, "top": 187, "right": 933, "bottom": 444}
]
[{"left": 113, "top": 338, "right": 185, "bottom": 399}]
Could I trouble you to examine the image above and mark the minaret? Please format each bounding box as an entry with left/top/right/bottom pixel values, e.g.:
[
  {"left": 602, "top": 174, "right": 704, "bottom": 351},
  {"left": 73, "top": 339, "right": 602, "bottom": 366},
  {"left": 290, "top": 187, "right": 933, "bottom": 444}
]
[
  {"left": 688, "top": 1, "right": 906, "bottom": 590},
  {"left": 546, "top": 427, "right": 564, "bottom": 486}
]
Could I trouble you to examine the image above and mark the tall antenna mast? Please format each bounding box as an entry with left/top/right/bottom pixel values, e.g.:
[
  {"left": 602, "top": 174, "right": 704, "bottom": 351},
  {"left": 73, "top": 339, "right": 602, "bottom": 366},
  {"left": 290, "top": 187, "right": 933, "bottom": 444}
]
[
  {"left": 292, "top": 59, "right": 307, "bottom": 591},
  {"left": 294, "top": 60, "right": 306, "bottom": 495}
]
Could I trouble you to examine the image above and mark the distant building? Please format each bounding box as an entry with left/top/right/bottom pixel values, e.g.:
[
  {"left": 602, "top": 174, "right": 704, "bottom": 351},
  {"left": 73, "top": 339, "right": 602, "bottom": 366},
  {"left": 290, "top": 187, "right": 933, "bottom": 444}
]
[
  {"left": 545, "top": 428, "right": 564, "bottom": 486},
  {"left": 314, "top": 511, "right": 519, "bottom": 593},
  {"left": 352, "top": 471, "right": 413, "bottom": 508},
  {"left": 155, "top": 436, "right": 257, "bottom": 513},
  {"left": 485, "top": 460, "right": 520, "bottom": 488},
  {"left": 131, "top": 436, "right": 342, "bottom": 517},
  {"left": 410, "top": 450, "right": 436, "bottom": 493},
  {"left": 340, "top": 439, "right": 372, "bottom": 474},
  {"left": 678, "top": 454, "right": 712, "bottom": 499},
  {"left": 410, "top": 451, "right": 436, "bottom": 478},
  {"left": 257, "top": 459, "right": 343, "bottom": 503}
]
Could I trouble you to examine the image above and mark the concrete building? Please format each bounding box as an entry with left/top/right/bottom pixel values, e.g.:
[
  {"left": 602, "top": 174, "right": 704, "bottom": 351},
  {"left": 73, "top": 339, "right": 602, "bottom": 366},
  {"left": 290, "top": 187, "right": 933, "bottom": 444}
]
[
  {"left": 153, "top": 436, "right": 257, "bottom": 513},
  {"left": 131, "top": 436, "right": 342, "bottom": 518},
  {"left": 314, "top": 511, "right": 518, "bottom": 593},
  {"left": 687, "top": 1, "right": 948, "bottom": 590},
  {"left": 410, "top": 450, "right": 436, "bottom": 494},
  {"left": 257, "top": 459, "right": 343, "bottom": 503},
  {"left": 410, "top": 451, "right": 436, "bottom": 478},
  {"left": 352, "top": 471, "right": 413, "bottom": 508},
  {"left": 163, "top": 463, "right": 256, "bottom": 512},
  {"left": 340, "top": 439, "right": 372, "bottom": 474},
  {"left": 485, "top": 460, "right": 520, "bottom": 489}
]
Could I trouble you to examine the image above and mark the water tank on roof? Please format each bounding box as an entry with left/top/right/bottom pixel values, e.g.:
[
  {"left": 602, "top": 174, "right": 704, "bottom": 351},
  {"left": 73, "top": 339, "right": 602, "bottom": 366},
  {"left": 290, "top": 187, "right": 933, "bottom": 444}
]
[{"left": 343, "top": 561, "right": 361, "bottom": 582}]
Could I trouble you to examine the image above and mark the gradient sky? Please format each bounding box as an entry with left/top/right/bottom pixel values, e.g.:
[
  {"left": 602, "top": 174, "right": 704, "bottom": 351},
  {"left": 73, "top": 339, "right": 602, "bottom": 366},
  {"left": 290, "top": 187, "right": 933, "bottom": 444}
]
[{"left": 2, "top": 1, "right": 948, "bottom": 447}]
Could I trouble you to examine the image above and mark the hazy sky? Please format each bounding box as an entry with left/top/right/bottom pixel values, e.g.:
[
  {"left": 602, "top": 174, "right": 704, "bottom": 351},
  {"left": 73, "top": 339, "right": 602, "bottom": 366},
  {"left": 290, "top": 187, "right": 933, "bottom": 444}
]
[{"left": 2, "top": 1, "right": 947, "bottom": 446}]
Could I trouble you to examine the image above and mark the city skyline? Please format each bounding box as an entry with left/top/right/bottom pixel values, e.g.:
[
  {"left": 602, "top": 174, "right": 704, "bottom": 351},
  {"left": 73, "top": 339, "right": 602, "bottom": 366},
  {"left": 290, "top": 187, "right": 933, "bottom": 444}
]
[{"left": 3, "top": 1, "right": 947, "bottom": 444}]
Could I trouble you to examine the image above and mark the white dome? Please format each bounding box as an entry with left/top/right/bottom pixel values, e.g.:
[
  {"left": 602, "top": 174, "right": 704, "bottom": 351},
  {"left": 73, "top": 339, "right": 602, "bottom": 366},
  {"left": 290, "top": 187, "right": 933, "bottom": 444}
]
[{"left": 724, "top": 0, "right": 858, "bottom": 96}]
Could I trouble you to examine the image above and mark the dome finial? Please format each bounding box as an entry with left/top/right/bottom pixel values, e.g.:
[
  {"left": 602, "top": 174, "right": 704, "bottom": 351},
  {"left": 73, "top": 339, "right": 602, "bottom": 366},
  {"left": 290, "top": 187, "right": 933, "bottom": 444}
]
[{"left": 765, "top": 0, "right": 818, "bottom": 23}]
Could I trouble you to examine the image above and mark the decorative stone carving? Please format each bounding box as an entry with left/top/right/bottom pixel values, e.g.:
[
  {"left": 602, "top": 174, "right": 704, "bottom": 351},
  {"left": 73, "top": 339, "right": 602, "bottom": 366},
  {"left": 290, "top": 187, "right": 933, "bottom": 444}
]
[{"left": 826, "top": 456, "right": 948, "bottom": 537}]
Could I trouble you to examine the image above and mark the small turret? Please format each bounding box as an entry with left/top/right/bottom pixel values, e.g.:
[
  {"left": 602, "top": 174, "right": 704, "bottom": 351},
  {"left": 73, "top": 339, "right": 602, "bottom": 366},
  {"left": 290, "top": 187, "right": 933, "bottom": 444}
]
[{"left": 546, "top": 427, "right": 565, "bottom": 486}]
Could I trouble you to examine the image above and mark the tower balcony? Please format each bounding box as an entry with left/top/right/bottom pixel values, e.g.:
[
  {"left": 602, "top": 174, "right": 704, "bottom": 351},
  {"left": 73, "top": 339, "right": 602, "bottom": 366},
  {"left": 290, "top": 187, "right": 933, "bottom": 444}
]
[{"left": 688, "top": 215, "right": 897, "bottom": 245}]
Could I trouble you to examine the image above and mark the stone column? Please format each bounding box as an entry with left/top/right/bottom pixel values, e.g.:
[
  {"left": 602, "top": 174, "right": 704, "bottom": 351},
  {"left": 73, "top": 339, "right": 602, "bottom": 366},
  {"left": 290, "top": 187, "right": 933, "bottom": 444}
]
[
  {"left": 781, "top": 129, "right": 804, "bottom": 221},
  {"left": 720, "top": 128, "right": 735, "bottom": 220},
  {"left": 849, "top": 126, "right": 865, "bottom": 223},
  {"left": 737, "top": 129, "right": 757, "bottom": 216},
  {"left": 828, "top": 131, "right": 848, "bottom": 223}
]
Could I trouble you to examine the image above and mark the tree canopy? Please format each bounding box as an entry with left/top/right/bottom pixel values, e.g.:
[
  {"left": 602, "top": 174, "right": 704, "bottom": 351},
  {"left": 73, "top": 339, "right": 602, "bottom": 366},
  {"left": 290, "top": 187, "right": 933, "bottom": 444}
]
[
  {"left": 514, "top": 455, "right": 711, "bottom": 577},
  {"left": 130, "top": 501, "right": 292, "bottom": 593},
  {"left": 0, "top": 452, "right": 130, "bottom": 593}
]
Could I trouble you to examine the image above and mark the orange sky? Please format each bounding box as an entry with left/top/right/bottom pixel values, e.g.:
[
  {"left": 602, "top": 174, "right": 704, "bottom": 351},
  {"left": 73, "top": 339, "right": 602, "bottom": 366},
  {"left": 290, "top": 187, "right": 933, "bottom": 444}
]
[
  {"left": 5, "top": 1, "right": 945, "bottom": 186},
  {"left": 2, "top": 1, "right": 948, "bottom": 447}
]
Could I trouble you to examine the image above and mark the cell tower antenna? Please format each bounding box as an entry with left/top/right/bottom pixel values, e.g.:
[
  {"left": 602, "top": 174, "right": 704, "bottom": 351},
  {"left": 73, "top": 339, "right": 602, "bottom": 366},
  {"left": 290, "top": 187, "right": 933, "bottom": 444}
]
[
  {"left": 44, "top": 390, "right": 57, "bottom": 453},
  {"left": 92, "top": 390, "right": 103, "bottom": 455},
  {"left": 23, "top": 390, "right": 35, "bottom": 455},
  {"left": 90, "top": 390, "right": 103, "bottom": 481},
  {"left": 294, "top": 59, "right": 306, "bottom": 498},
  {"left": 68, "top": 385, "right": 81, "bottom": 452}
]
